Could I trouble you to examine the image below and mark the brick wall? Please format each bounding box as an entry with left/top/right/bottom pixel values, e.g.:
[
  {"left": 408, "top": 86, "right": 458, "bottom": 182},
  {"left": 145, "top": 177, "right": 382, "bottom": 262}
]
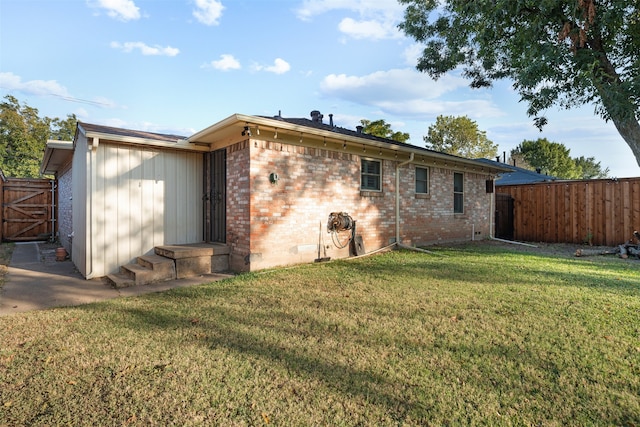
[
  {"left": 57, "top": 166, "right": 73, "bottom": 252},
  {"left": 399, "top": 167, "right": 492, "bottom": 245},
  {"left": 229, "top": 139, "right": 494, "bottom": 271},
  {"left": 226, "top": 140, "right": 251, "bottom": 271}
]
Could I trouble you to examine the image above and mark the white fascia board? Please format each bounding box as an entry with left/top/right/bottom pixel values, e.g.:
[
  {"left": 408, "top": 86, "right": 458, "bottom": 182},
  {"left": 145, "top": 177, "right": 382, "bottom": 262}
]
[{"left": 83, "top": 130, "right": 209, "bottom": 152}]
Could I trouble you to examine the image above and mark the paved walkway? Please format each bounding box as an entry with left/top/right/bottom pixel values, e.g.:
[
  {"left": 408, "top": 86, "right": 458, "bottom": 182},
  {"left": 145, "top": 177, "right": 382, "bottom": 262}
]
[{"left": 0, "top": 242, "right": 232, "bottom": 316}]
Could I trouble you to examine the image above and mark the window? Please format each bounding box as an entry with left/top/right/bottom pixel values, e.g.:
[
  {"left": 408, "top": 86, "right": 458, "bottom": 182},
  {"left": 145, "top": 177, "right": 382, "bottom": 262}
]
[
  {"left": 415, "top": 167, "right": 429, "bottom": 194},
  {"left": 454, "top": 172, "right": 464, "bottom": 213},
  {"left": 361, "top": 159, "right": 381, "bottom": 191}
]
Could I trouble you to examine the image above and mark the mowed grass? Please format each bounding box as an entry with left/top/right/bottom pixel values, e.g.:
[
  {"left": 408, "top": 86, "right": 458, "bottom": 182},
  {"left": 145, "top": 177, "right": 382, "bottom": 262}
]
[{"left": 0, "top": 243, "right": 638, "bottom": 426}]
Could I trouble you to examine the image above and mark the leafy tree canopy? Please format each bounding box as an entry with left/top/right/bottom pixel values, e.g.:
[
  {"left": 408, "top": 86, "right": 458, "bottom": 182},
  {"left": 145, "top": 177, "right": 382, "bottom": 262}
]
[
  {"left": 511, "top": 138, "right": 609, "bottom": 179},
  {"left": 360, "top": 119, "right": 410, "bottom": 143},
  {"left": 424, "top": 115, "right": 498, "bottom": 159},
  {"left": 574, "top": 155, "right": 610, "bottom": 179},
  {"left": 399, "top": 0, "right": 640, "bottom": 166},
  {"left": 0, "top": 95, "right": 77, "bottom": 178}
]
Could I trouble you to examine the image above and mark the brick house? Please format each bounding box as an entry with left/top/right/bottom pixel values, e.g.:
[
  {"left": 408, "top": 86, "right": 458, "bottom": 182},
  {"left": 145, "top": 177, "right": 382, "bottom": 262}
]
[{"left": 41, "top": 111, "right": 508, "bottom": 282}]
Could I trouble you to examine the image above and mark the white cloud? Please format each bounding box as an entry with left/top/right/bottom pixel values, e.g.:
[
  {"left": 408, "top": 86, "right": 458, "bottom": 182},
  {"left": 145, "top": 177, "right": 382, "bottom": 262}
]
[
  {"left": 296, "top": 0, "right": 402, "bottom": 21},
  {"left": 203, "top": 54, "right": 241, "bottom": 71},
  {"left": 110, "top": 41, "right": 180, "bottom": 56},
  {"left": 193, "top": 0, "right": 224, "bottom": 26},
  {"left": 321, "top": 68, "right": 466, "bottom": 101},
  {"left": 0, "top": 72, "right": 70, "bottom": 97},
  {"left": 295, "top": 0, "right": 403, "bottom": 40},
  {"left": 402, "top": 43, "right": 423, "bottom": 67},
  {"left": 338, "top": 17, "right": 401, "bottom": 40},
  {"left": 320, "top": 68, "right": 504, "bottom": 120},
  {"left": 254, "top": 58, "right": 291, "bottom": 75},
  {"left": 90, "top": 0, "right": 141, "bottom": 21},
  {"left": 378, "top": 99, "right": 504, "bottom": 119},
  {"left": 0, "top": 72, "right": 120, "bottom": 108}
]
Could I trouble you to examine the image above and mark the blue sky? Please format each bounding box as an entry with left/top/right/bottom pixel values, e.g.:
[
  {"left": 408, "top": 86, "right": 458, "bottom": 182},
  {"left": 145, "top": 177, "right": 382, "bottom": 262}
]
[{"left": 1, "top": 0, "right": 638, "bottom": 177}]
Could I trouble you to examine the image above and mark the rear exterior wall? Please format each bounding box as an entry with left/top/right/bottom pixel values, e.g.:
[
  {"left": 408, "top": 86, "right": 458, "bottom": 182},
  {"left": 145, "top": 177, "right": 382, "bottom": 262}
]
[{"left": 227, "top": 138, "right": 494, "bottom": 271}]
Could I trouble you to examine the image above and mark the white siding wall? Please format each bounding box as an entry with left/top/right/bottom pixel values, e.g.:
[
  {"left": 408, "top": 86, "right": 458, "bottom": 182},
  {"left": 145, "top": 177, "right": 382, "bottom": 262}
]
[
  {"left": 78, "top": 141, "right": 203, "bottom": 278},
  {"left": 71, "top": 134, "right": 89, "bottom": 277}
]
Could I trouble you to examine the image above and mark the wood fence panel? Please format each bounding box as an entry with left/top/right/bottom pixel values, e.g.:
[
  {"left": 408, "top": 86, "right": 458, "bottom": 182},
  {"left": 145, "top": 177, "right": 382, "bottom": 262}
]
[
  {"left": 499, "top": 178, "right": 640, "bottom": 246},
  {"left": 1, "top": 178, "right": 55, "bottom": 241}
]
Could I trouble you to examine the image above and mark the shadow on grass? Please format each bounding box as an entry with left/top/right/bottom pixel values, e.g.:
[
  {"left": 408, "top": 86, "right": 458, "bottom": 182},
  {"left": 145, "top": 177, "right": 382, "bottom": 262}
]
[{"left": 85, "top": 295, "right": 431, "bottom": 422}]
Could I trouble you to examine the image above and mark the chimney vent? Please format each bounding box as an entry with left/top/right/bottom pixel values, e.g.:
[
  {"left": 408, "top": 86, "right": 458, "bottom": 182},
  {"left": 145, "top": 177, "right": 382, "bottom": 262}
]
[
  {"left": 536, "top": 168, "right": 542, "bottom": 174},
  {"left": 329, "top": 113, "right": 334, "bottom": 127},
  {"left": 356, "top": 125, "right": 364, "bottom": 134},
  {"left": 496, "top": 156, "right": 500, "bottom": 163},
  {"left": 310, "top": 110, "right": 323, "bottom": 123}
]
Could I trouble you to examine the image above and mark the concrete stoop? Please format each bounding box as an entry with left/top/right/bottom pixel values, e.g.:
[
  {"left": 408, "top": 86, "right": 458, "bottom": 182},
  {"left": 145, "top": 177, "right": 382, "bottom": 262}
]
[{"left": 106, "top": 243, "right": 230, "bottom": 289}]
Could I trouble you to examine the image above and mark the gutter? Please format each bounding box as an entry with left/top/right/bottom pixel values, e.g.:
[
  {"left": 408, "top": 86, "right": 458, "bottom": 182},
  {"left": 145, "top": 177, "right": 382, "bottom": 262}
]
[{"left": 395, "top": 153, "right": 414, "bottom": 245}]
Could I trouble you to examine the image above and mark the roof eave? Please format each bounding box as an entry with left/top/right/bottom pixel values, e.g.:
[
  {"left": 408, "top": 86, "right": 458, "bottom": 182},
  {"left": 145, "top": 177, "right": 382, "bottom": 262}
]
[{"left": 187, "top": 114, "right": 511, "bottom": 174}]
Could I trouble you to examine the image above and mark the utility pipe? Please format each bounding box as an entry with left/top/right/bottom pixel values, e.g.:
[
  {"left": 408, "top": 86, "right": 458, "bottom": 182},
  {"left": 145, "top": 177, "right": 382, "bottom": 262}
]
[{"left": 395, "top": 153, "right": 414, "bottom": 245}]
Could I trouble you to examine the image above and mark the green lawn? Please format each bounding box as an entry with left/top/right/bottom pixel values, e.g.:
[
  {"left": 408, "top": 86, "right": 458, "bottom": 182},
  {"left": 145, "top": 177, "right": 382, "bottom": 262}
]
[{"left": 1, "top": 242, "right": 638, "bottom": 426}]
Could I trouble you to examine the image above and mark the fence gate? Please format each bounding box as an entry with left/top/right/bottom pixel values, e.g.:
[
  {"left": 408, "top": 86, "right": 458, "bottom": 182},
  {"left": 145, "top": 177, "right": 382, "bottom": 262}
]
[
  {"left": 495, "top": 193, "right": 514, "bottom": 240},
  {"left": 1, "top": 177, "right": 55, "bottom": 241}
]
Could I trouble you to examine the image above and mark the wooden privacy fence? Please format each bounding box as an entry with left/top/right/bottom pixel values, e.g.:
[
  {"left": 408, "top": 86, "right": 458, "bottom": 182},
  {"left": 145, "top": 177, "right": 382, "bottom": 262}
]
[
  {"left": 498, "top": 178, "right": 640, "bottom": 246},
  {"left": 1, "top": 174, "right": 56, "bottom": 242}
]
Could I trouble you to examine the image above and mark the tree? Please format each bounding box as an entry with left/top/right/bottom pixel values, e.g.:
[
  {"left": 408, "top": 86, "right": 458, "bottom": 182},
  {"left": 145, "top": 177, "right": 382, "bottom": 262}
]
[
  {"left": 399, "top": 0, "right": 640, "bottom": 167},
  {"left": 0, "top": 96, "right": 51, "bottom": 177},
  {"left": 0, "top": 96, "right": 77, "bottom": 178},
  {"left": 574, "top": 155, "right": 610, "bottom": 178},
  {"left": 511, "top": 138, "right": 583, "bottom": 179},
  {"left": 50, "top": 114, "right": 78, "bottom": 142},
  {"left": 424, "top": 115, "right": 498, "bottom": 159},
  {"left": 360, "top": 119, "right": 410, "bottom": 143}
]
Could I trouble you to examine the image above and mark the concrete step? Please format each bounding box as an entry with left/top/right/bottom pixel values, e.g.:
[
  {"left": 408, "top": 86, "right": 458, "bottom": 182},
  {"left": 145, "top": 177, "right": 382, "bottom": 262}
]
[
  {"left": 115, "top": 255, "right": 177, "bottom": 286},
  {"left": 155, "top": 243, "right": 230, "bottom": 259},
  {"left": 138, "top": 254, "right": 176, "bottom": 279},
  {"left": 155, "top": 243, "right": 230, "bottom": 277},
  {"left": 106, "top": 272, "right": 135, "bottom": 289}
]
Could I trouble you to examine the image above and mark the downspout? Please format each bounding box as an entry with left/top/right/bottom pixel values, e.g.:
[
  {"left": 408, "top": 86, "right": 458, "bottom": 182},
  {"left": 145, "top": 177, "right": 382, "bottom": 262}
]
[
  {"left": 395, "top": 152, "right": 414, "bottom": 245},
  {"left": 85, "top": 137, "right": 99, "bottom": 279}
]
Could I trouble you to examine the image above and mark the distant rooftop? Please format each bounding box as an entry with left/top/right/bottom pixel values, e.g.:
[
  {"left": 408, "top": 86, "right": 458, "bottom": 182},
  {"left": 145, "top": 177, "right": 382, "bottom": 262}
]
[{"left": 475, "top": 158, "right": 557, "bottom": 185}]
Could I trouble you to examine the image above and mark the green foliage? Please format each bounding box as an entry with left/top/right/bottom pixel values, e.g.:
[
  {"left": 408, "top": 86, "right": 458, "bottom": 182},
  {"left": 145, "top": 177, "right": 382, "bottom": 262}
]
[
  {"left": 0, "top": 96, "right": 77, "bottom": 178},
  {"left": 424, "top": 114, "right": 498, "bottom": 158},
  {"left": 511, "top": 138, "right": 610, "bottom": 179},
  {"left": 574, "top": 155, "right": 610, "bottom": 179},
  {"left": 50, "top": 113, "right": 78, "bottom": 142},
  {"left": 399, "top": 0, "right": 640, "bottom": 165},
  {"left": 360, "top": 119, "right": 410, "bottom": 143}
]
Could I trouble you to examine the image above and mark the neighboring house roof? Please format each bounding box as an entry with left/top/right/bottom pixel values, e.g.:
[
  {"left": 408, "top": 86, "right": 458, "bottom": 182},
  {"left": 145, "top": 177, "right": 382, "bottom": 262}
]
[
  {"left": 475, "top": 158, "right": 558, "bottom": 185},
  {"left": 187, "top": 111, "right": 512, "bottom": 175}
]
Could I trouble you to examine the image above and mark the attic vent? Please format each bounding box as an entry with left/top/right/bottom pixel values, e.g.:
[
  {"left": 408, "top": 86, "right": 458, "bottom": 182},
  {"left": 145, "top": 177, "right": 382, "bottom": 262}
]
[{"left": 310, "top": 110, "right": 323, "bottom": 123}]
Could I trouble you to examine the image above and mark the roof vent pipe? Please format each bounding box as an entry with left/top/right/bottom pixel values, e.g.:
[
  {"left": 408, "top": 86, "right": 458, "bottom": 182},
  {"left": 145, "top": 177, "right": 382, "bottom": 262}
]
[
  {"left": 310, "top": 110, "right": 323, "bottom": 123},
  {"left": 356, "top": 125, "right": 363, "bottom": 134},
  {"left": 329, "top": 114, "right": 334, "bottom": 127}
]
